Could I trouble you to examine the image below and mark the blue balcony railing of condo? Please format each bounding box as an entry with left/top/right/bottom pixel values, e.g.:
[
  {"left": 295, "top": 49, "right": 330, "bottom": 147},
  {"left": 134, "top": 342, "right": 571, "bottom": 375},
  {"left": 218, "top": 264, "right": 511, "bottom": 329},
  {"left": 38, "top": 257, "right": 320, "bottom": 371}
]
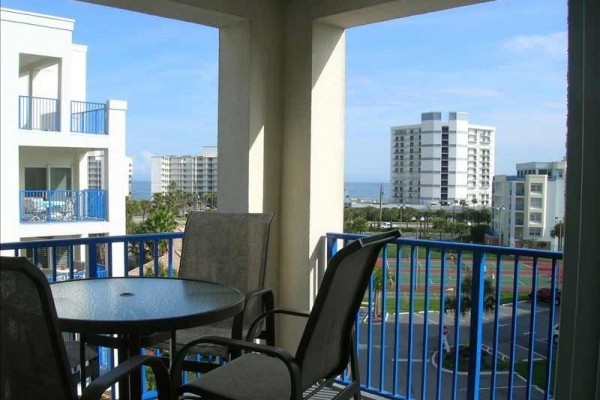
[
  {"left": 327, "top": 233, "right": 561, "bottom": 400},
  {"left": 0, "top": 233, "right": 562, "bottom": 400},
  {"left": 71, "top": 101, "right": 107, "bottom": 134},
  {"left": 20, "top": 189, "right": 108, "bottom": 223},
  {"left": 18, "top": 96, "right": 107, "bottom": 134},
  {"left": 19, "top": 95, "right": 60, "bottom": 131}
]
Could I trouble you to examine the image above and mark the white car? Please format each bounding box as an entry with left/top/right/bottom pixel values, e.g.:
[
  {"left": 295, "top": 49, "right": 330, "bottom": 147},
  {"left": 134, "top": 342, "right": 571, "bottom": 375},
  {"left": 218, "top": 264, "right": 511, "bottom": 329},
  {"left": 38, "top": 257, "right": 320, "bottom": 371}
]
[{"left": 553, "top": 324, "right": 559, "bottom": 345}]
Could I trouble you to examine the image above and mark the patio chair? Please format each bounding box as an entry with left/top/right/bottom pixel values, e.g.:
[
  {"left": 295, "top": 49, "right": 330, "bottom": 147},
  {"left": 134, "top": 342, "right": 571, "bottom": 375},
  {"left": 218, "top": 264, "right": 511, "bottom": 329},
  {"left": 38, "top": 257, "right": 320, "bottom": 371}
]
[
  {"left": 23, "top": 197, "right": 47, "bottom": 222},
  {"left": 171, "top": 229, "right": 401, "bottom": 400},
  {"left": 159, "top": 212, "right": 275, "bottom": 368},
  {"left": 87, "top": 212, "right": 275, "bottom": 372},
  {"left": 0, "top": 256, "right": 172, "bottom": 400}
]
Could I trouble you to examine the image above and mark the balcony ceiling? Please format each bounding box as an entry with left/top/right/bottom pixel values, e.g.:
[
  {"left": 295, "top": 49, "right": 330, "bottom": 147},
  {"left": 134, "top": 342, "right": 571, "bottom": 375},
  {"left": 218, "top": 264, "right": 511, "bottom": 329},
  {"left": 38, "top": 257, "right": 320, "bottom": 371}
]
[
  {"left": 19, "top": 54, "right": 60, "bottom": 76},
  {"left": 79, "top": 0, "right": 491, "bottom": 28}
]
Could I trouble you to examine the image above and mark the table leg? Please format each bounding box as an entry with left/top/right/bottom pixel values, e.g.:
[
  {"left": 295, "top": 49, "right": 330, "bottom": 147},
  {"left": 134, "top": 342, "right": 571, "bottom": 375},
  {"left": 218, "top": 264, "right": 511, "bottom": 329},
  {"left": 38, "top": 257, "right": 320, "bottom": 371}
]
[
  {"left": 170, "top": 330, "right": 177, "bottom": 369},
  {"left": 80, "top": 333, "right": 87, "bottom": 390},
  {"left": 128, "top": 334, "right": 142, "bottom": 400},
  {"left": 117, "top": 336, "right": 130, "bottom": 400}
]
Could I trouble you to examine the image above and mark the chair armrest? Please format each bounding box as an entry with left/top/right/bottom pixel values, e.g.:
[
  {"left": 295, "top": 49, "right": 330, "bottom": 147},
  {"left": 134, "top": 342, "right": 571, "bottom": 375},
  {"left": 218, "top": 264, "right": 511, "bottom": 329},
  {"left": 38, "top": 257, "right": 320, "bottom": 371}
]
[
  {"left": 171, "top": 336, "right": 303, "bottom": 400},
  {"left": 232, "top": 287, "right": 274, "bottom": 335},
  {"left": 246, "top": 308, "right": 310, "bottom": 342},
  {"left": 80, "top": 355, "right": 172, "bottom": 400},
  {"left": 236, "top": 287, "right": 275, "bottom": 343},
  {"left": 245, "top": 287, "right": 275, "bottom": 309}
]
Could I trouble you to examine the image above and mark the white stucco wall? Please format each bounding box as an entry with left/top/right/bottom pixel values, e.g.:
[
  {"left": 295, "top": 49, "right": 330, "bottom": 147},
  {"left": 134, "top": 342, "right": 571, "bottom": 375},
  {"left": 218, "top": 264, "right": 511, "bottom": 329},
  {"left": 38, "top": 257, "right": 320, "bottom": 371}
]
[{"left": 0, "top": 8, "right": 127, "bottom": 261}]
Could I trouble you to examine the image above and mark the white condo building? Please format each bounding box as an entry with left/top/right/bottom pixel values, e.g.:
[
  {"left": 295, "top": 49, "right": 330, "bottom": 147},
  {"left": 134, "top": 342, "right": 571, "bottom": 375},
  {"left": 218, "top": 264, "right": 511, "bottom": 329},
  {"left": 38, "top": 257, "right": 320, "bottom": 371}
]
[
  {"left": 390, "top": 112, "right": 495, "bottom": 206},
  {"left": 151, "top": 146, "right": 218, "bottom": 197},
  {"left": 492, "top": 160, "right": 566, "bottom": 250},
  {"left": 0, "top": 8, "right": 128, "bottom": 274},
  {"left": 88, "top": 152, "right": 132, "bottom": 196}
]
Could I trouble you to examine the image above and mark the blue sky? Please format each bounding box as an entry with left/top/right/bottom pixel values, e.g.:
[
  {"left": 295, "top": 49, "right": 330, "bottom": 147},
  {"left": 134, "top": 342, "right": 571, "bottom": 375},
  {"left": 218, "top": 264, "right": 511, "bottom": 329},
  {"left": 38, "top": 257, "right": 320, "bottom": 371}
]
[{"left": 3, "top": 0, "right": 567, "bottom": 182}]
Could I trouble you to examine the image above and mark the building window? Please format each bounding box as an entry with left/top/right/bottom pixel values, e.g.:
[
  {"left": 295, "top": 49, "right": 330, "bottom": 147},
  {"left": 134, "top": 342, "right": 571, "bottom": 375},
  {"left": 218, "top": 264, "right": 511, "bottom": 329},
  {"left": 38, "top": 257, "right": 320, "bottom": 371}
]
[
  {"left": 530, "top": 198, "right": 543, "bottom": 209},
  {"left": 530, "top": 183, "right": 543, "bottom": 193},
  {"left": 530, "top": 212, "right": 542, "bottom": 223},
  {"left": 529, "top": 227, "right": 542, "bottom": 237}
]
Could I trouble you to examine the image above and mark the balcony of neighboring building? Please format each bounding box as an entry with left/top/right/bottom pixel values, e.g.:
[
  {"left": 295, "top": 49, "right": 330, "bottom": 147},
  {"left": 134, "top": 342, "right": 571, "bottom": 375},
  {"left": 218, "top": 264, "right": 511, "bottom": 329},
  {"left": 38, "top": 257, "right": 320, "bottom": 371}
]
[
  {"left": 17, "top": 54, "right": 108, "bottom": 136},
  {"left": 19, "top": 158, "right": 108, "bottom": 225},
  {"left": 20, "top": 189, "right": 107, "bottom": 223},
  {"left": 19, "top": 96, "right": 107, "bottom": 134}
]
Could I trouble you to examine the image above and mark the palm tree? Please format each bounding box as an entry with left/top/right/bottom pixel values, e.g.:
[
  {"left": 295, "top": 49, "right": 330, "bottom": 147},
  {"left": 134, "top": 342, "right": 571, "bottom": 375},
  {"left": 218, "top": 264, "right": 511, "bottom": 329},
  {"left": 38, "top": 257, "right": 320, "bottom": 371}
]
[
  {"left": 445, "top": 275, "right": 495, "bottom": 316},
  {"left": 372, "top": 266, "right": 393, "bottom": 320},
  {"left": 139, "top": 200, "right": 152, "bottom": 222}
]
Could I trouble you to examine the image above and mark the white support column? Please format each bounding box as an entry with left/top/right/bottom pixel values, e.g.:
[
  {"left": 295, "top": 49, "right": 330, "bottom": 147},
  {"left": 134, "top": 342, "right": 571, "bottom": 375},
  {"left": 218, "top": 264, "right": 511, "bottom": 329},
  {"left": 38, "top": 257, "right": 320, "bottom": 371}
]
[
  {"left": 278, "top": 9, "right": 346, "bottom": 348},
  {"left": 106, "top": 100, "right": 127, "bottom": 276},
  {"left": 216, "top": 5, "right": 284, "bottom": 332},
  {"left": 217, "top": 3, "right": 283, "bottom": 215}
]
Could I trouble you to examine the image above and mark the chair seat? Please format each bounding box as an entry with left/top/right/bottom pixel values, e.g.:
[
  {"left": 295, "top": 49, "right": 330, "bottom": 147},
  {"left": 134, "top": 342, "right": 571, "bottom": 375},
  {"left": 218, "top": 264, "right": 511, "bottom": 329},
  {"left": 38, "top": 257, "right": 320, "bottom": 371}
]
[
  {"left": 154, "top": 325, "right": 240, "bottom": 358},
  {"left": 64, "top": 341, "right": 98, "bottom": 368},
  {"left": 181, "top": 353, "right": 291, "bottom": 400}
]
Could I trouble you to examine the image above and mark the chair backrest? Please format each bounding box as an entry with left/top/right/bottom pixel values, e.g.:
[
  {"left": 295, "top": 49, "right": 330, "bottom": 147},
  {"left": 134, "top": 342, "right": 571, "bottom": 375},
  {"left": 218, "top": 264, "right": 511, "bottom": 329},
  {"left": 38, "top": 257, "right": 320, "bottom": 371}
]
[
  {"left": 295, "top": 230, "right": 400, "bottom": 390},
  {"left": 0, "top": 256, "right": 76, "bottom": 400},
  {"left": 179, "top": 212, "right": 274, "bottom": 329}
]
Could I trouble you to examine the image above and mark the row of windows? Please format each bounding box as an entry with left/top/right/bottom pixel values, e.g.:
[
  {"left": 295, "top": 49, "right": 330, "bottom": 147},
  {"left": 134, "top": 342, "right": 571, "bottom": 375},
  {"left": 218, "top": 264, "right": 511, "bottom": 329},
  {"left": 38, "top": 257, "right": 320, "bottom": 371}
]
[
  {"left": 530, "top": 183, "right": 543, "bottom": 193},
  {"left": 394, "top": 129, "right": 422, "bottom": 135}
]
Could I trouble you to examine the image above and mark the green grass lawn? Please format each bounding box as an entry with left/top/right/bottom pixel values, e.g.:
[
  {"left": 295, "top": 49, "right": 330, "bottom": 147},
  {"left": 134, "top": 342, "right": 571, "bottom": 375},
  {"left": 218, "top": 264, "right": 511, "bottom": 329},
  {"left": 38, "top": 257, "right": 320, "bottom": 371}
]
[{"left": 515, "top": 359, "right": 556, "bottom": 391}]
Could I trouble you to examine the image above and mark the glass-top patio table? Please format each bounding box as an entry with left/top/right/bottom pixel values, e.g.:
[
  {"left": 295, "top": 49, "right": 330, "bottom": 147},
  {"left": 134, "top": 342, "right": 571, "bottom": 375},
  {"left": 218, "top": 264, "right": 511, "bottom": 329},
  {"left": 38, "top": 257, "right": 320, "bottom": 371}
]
[{"left": 51, "top": 277, "right": 245, "bottom": 400}]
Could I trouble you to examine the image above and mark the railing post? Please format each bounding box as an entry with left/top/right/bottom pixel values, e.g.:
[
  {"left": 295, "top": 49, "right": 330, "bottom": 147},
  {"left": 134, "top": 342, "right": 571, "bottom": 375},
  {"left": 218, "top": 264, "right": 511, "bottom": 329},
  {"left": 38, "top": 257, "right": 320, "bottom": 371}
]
[
  {"left": 326, "top": 234, "right": 337, "bottom": 262},
  {"left": 467, "top": 251, "right": 486, "bottom": 399},
  {"left": 87, "top": 242, "right": 98, "bottom": 278}
]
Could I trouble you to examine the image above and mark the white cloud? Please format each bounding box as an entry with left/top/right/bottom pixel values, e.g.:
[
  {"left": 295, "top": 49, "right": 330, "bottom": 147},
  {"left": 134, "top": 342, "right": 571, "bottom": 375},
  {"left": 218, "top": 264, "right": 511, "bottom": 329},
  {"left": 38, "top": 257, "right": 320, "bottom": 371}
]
[{"left": 503, "top": 31, "right": 567, "bottom": 60}]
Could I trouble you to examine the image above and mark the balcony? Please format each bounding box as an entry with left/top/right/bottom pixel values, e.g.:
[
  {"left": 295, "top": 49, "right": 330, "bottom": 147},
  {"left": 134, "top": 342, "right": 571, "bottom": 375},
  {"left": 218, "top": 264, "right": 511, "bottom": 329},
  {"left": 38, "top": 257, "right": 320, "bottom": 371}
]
[
  {"left": 20, "top": 189, "right": 108, "bottom": 223},
  {"left": 0, "top": 232, "right": 562, "bottom": 399},
  {"left": 71, "top": 101, "right": 107, "bottom": 134},
  {"left": 19, "top": 95, "right": 60, "bottom": 131},
  {"left": 18, "top": 96, "right": 107, "bottom": 135}
]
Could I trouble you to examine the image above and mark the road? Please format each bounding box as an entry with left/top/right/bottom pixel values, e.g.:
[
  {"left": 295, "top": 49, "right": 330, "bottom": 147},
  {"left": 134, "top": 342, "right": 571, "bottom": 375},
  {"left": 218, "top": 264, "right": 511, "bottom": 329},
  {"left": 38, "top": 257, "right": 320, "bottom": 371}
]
[{"left": 355, "top": 301, "right": 560, "bottom": 399}]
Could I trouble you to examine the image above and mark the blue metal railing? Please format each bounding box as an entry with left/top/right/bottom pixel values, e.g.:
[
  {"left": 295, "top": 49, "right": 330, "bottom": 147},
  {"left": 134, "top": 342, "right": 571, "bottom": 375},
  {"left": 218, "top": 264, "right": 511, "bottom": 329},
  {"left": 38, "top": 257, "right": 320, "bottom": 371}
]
[
  {"left": 19, "top": 95, "right": 60, "bottom": 131},
  {"left": 71, "top": 101, "right": 107, "bottom": 134},
  {"left": 327, "top": 233, "right": 562, "bottom": 400},
  {"left": 20, "top": 189, "right": 108, "bottom": 223},
  {"left": 0, "top": 232, "right": 562, "bottom": 399}
]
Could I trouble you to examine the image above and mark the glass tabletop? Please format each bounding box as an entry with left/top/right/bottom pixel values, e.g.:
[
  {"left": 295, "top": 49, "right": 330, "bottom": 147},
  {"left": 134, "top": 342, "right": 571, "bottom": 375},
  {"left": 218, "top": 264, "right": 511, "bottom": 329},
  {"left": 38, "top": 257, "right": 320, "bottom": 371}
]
[{"left": 51, "top": 277, "right": 244, "bottom": 334}]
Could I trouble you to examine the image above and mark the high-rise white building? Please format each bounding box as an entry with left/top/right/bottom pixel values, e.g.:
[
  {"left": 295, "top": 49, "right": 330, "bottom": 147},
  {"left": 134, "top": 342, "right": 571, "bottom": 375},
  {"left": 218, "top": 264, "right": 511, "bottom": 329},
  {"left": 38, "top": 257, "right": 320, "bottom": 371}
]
[
  {"left": 492, "top": 160, "right": 566, "bottom": 250},
  {"left": 0, "top": 8, "right": 128, "bottom": 273},
  {"left": 151, "top": 146, "right": 218, "bottom": 197},
  {"left": 88, "top": 152, "right": 132, "bottom": 196},
  {"left": 390, "top": 112, "right": 495, "bottom": 206}
]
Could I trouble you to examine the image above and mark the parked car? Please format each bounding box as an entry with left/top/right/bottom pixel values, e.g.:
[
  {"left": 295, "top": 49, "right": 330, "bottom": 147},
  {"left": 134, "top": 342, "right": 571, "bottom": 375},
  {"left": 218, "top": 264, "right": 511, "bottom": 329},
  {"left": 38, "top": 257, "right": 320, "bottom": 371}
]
[
  {"left": 553, "top": 324, "right": 560, "bottom": 345},
  {"left": 528, "top": 287, "right": 561, "bottom": 304}
]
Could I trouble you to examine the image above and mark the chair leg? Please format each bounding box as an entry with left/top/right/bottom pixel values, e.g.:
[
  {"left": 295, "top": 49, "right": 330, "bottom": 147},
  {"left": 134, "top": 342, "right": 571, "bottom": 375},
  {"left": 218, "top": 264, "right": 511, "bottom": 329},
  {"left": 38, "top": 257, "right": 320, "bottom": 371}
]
[{"left": 349, "top": 330, "right": 362, "bottom": 400}]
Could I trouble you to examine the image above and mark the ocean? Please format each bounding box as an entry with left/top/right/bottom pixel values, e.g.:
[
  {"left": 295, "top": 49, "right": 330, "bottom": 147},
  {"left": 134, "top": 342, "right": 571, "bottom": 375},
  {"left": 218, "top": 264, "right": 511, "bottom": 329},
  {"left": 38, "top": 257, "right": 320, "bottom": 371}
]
[{"left": 131, "top": 181, "right": 390, "bottom": 201}]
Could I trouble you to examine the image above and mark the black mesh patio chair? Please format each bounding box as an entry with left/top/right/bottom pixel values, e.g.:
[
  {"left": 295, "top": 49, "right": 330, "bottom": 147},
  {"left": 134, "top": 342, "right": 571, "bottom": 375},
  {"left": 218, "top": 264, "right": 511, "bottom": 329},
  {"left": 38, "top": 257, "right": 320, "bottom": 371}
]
[
  {"left": 87, "top": 212, "right": 276, "bottom": 373},
  {"left": 0, "top": 256, "right": 172, "bottom": 400},
  {"left": 158, "top": 211, "right": 275, "bottom": 370},
  {"left": 171, "top": 229, "right": 401, "bottom": 400}
]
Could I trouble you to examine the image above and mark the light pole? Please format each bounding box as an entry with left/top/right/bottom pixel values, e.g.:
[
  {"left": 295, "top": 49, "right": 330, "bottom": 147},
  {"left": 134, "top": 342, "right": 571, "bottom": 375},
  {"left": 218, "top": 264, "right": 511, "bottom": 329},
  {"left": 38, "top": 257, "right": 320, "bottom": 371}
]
[
  {"left": 399, "top": 204, "right": 406, "bottom": 231},
  {"left": 411, "top": 216, "right": 417, "bottom": 238},
  {"left": 419, "top": 216, "right": 425, "bottom": 238}
]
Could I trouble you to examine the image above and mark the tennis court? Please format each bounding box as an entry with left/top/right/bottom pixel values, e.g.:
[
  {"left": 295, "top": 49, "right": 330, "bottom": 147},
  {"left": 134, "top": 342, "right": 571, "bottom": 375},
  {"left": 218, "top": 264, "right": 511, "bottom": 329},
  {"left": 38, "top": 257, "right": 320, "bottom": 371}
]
[{"left": 376, "top": 251, "right": 559, "bottom": 293}]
